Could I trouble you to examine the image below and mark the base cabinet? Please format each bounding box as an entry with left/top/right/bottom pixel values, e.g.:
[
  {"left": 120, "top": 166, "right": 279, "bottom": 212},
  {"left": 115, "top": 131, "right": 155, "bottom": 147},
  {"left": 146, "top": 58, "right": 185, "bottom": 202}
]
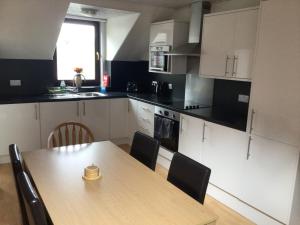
[
  {"left": 242, "top": 135, "right": 299, "bottom": 224},
  {"left": 128, "top": 99, "right": 154, "bottom": 142},
  {"left": 109, "top": 98, "right": 129, "bottom": 140},
  {"left": 178, "top": 114, "right": 205, "bottom": 162},
  {"left": 40, "top": 101, "right": 80, "bottom": 148},
  {"left": 202, "top": 122, "right": 249, "bottom": 197},
  {"left": 81, "top": 99, "right": 110, "bottom": 142},
  {"left": 0, "top": 103, "right": 41, "bottom": 155}
]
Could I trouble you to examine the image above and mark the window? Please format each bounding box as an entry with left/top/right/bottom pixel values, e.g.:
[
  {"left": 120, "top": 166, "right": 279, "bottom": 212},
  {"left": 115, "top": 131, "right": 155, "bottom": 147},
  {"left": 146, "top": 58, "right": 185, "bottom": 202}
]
[{"left": 56, "top": 19, "right": 100, "bottom": 82}]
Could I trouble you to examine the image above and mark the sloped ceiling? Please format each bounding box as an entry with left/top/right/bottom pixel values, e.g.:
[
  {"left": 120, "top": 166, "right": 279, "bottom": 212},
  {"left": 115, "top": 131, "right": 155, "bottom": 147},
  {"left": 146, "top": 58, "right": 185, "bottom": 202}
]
[{"left": 0, "top": 0, "right": 70, "bottom": 60}]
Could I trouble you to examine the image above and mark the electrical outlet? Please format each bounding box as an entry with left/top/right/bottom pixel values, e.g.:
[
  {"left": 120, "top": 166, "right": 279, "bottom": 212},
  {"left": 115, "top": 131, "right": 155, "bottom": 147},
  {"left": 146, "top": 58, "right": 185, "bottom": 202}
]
[
  {"left": 10, "top": 80, "right": 21, "bottom": 86},
  {"left": 168, "top": 83, "right": 173, "bottom": 89},
  {"left": 238, "top": 94, "right": 249, "bottom": 103}
]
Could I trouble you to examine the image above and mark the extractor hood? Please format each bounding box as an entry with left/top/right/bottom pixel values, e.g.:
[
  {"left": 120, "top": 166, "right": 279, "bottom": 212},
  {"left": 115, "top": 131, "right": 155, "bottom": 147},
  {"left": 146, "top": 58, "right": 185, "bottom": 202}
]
[{"left": 166, "top": 0, "right": 211, "bottom": 56}]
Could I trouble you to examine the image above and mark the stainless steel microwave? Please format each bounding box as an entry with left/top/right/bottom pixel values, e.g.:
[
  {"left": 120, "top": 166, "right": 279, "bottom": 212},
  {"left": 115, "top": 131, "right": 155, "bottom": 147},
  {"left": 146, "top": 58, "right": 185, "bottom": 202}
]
[{"left": 149, "top": 45, "right": 171, "bottom": 73}]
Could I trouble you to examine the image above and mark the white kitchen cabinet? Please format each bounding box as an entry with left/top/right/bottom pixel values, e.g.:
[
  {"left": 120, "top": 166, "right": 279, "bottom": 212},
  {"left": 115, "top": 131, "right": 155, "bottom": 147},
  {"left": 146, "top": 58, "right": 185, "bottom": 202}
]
[
  {"left": 242, "top": 135, "right": 299, "bottom": 224},
  {"left": 40, "top": 101, "right": 80, "bottom": 148},
  {"left": 128, "top": 99, "right": 139, "bottom": 143},
  {"left": 109, "top": 98, "right": 129, "bottom": 140},
  {"left": 150, "top": 20, "right": 188, "bottom": 47},
  {"left": 178, "top": 114, "right": 205, "bottom": 163},
  {"left": 149, "top": 20, "right": 188, "bottom": 74},
  {"left": 200, "top": 7, "right": 258, "bottom": 80},
  {"left": 249, "top": 0, "right": 300, "bottom": 147},
  {"left": 128, "top": 100, "right": 155, "bottom": 140},
  {"left": 200, "top": 12, "right": 236, "bottom": 78},
  {"left": 80, "top": 99, "right": 110, "bottom": 142},
  {"left": 137, "top": 101, "right": 155, "bottom": 137},
  {"left": 0, "top": 103, "right": 41, "bottom": 156},
  {"left": 202, "top": 122, "right": 249, "bottom": 197}
]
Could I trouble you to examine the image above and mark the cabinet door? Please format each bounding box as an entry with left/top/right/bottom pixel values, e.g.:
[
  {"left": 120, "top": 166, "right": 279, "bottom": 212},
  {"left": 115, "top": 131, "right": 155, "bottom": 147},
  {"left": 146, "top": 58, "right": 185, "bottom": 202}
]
[
  {"left": 128, "top": 99, "right": 139, "bottom": 143},
  {"left": 81, "top": 99, "right": 110, "bottom": 142},
  {"left": 178, "top": 114, "right": 204, "bottom": 162},
  {"left": 40, "top": 101, "right": 80, "bottom": 148},
  {"left": 110, "top": 98, "right": 129, "bottom": 139},
  {"left": 150, "top": 21, "right": 174, "bottom": 45},
  {"left": 202, "top": 122, "right": 249, "bottom": 196},
  {"left": 233, "top": 8, "right": 258, "bottom": 79},
  {"left": 137, "top": 101, "right": 154, "bottom": 137},
  {"left": 250, "top": 0, "right": 300, "bottom": 147},
  {"left": 0, "top": 103, "right": 41, "bottom": 155},
  {"left": 242, "top": 135, "right": 299, "bottom": 224},
  {"left": 200, "top": 13, "right": 235, "bottom": 77}
]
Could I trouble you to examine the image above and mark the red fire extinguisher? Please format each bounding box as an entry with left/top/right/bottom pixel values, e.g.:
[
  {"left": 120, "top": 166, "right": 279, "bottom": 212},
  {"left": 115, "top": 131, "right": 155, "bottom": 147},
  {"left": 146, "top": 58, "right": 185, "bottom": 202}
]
[{"left": 103, "top": 72, "right": 110, "bottom": 88}]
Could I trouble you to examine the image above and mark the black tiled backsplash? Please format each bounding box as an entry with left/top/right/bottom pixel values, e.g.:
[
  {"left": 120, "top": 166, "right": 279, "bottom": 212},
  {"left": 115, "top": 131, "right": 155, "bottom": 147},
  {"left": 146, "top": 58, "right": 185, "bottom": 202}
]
[
  {"left": 213, "top": 79, "right": 251, "bottom": 121},
  {"left": 106, "top": 60, "right": 186, "bottom": 99},
  {"left": 0, "top": 59, "right": 56, "bottom": 96}
]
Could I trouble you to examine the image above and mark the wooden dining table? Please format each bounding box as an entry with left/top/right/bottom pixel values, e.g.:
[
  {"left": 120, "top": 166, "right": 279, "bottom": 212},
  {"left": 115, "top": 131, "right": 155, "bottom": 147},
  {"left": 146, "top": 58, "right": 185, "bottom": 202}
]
[{"left": 22, "top": 141, "right": 217, "bottom": 225}]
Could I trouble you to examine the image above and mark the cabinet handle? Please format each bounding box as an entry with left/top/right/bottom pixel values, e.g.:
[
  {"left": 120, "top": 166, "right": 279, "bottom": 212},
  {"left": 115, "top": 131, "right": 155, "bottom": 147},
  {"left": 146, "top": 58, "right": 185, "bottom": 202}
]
[
  {"left": 34, "top": 104, "right": 39, "bottom": 120},
  {"left": 202, "top": 123, "right": 206, "bottom": 142},
  {"left": 225, "top": 56, "right": 230, "bottom": 76},
  {"left": 76, "top": 102, "right": 80, "bottom": 117},
  {"left": 250, "top": 109, "right": 255, "bottom": 134},
  {"left": 247, "top": 136, "right": 252, "bottom": 160},
  {"left": 83, "top": 102, "right": 86, "bottom": 116},
  {"left": 232, "top": 56, "right": 238, "bottom": 77}
]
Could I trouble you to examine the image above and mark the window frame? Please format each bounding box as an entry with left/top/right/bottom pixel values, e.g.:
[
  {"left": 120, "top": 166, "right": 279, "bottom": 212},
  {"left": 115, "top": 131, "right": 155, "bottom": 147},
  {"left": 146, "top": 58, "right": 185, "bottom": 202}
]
[{"left": 54, "top": 18, "right": 100, "bottom": 86}]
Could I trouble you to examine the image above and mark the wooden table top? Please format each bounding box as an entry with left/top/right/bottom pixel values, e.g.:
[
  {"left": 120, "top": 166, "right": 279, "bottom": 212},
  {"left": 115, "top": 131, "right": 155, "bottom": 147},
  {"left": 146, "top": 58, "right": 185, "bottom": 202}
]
[{"left": 22, "top": 141, "right": 217, "bottom": 225}]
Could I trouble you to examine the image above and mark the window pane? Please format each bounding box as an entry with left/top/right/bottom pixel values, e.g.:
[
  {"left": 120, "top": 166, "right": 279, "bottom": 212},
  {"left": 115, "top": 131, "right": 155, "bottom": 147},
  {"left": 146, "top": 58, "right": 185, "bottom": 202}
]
[{"left": 57, "top": 22, "right": 96, "bottom": 80}]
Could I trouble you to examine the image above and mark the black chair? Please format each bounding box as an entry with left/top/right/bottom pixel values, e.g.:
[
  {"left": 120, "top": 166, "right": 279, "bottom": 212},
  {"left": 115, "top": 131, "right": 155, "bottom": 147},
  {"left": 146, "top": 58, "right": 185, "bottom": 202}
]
[
  {"left": 130, "top": 131, "right": 160, "bottom": 170},
  {"left": 9, "top": 144, "right": 28, "bottom": 225},
  {"left": 167, "top": 152, "right": 211, "bottom": 204},
  {"left": 17, "top": 172, "right": 48, "bottom": 225}
]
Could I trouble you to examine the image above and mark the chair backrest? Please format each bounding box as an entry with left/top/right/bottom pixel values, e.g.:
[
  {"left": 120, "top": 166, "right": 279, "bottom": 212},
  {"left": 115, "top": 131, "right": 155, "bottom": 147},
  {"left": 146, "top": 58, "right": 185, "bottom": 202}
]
[
  {"left": 9, "top": 144, "right": 29, "bottom": 225},
  {"left": 130, "top": 131, "right": 160, "bottom": 170},
  {"left": 17, "top": 172, "right": 48, "bottom": 225},
  {"left": 167, "top": 152, "right": 211, "bottom": 204},
  {"left": 47, "top": 122, "right": 94, "bottom": 148}
]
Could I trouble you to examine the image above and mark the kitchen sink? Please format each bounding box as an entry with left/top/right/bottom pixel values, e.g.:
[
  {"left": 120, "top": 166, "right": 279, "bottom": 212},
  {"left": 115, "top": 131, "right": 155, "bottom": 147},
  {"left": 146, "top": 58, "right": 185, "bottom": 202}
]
[{"left": 76, "top": 92, "right": 106, "bottom": 97}]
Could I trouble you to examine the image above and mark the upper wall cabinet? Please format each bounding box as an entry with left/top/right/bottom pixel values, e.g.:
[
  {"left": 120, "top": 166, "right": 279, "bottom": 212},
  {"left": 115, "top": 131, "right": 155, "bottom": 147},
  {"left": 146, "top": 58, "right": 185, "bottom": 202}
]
[
  {"left": 249, "top": 0, "right": 300, "bottom": 147},
  {"left": 149, "top": 20, "right": 188, "bottom": 74},
  {"left": 200, "top": 7, "right": 258, "bottom": 80}
]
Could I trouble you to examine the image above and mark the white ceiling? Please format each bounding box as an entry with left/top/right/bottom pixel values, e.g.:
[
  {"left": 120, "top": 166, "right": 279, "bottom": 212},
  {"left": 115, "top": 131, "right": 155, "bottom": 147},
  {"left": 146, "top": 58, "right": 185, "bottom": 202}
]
[
  {"left": 121, "top": 0, "right": 193, "bottom": 8},
  {"left": 67, "top": 3, "right": 136, "bottom": 19}
]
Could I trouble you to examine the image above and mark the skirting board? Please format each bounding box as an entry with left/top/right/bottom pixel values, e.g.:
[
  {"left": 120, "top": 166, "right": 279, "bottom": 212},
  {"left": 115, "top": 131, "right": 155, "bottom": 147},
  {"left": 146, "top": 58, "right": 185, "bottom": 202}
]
[
  {"left": 206, "top": 184, "right": 284, "bottom": 225},
  {"left": 0, "top": 155, "right": 10, "bottom": 164}
]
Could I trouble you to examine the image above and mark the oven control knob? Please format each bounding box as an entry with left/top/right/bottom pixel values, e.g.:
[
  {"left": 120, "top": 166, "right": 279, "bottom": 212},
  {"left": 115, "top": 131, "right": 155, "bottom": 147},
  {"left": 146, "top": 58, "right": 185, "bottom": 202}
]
[
  {"left": 185, "top": 106, "right": 189, "bottom": 110},
  {"left": 164, "top": 111, "right": 169, "bottom": 116},
  {"left": 159, "top": 110, "right": 162, "bottom": 114},
  {"left": 192, "top": 105, "right": 196, "bottom": 109},
  {"left": 196, "top": 105, "right": 200, "bottom": 109},
  {"left": 172, "top": 114, "right": 176, "bottom": 119}
]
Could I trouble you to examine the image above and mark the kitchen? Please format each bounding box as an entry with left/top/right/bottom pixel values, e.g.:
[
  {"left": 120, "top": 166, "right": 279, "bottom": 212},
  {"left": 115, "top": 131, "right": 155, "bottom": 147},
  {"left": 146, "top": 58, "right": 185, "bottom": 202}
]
[{"left": 0, "top": 0, "right": 300, "bottom": 225}]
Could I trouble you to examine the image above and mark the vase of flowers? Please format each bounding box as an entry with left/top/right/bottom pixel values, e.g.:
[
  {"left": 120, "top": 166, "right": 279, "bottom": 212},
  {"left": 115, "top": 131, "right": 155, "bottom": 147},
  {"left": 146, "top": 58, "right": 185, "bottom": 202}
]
[{"left": 73, "top": 67, "right": 85, "bottom": 89}]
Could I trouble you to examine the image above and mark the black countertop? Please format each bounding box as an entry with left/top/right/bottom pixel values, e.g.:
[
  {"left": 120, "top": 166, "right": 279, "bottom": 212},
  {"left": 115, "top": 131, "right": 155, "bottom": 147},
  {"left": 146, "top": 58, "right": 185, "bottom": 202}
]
[
  {"left": 127, "top": 93, "right": 247, "bottom": 132},
  {"left": 0, "top": 92, "right": 247, "bottom": 131}
]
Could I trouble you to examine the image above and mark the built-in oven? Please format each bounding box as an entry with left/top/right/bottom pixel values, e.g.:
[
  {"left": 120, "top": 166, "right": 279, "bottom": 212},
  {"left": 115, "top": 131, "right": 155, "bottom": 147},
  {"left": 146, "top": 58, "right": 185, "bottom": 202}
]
[
  {"left": 154, "top": 106, "right": 180, "bottom": 153},
  {"left": 149, "top": 45, "right": 171, "bottom": 73}
]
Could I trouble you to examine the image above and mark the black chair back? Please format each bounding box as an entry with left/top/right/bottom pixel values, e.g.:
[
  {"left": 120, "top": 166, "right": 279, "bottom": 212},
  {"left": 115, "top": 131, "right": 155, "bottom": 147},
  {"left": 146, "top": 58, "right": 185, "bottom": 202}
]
[
  {"left": 167, "top": 152, "right": 211, "bottom": 204},
  {"left": 130, "top": 131, "right": 160, "bottom": 170},
  {"left": 9, "top": 144, "right": 28, "bottom": 225},
  {"left": 17, "top": 172, "right": 48, "bottom": 225}
]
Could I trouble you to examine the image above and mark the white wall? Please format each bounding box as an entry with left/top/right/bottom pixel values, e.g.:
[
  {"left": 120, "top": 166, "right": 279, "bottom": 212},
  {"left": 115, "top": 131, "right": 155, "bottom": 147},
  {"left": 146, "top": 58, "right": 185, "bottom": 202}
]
[
  {"left": 0, "top": 0, "right": 70, "bottom": 60},
  {"left": 106, "top": 13, "right": 140, "bottom": 60}
]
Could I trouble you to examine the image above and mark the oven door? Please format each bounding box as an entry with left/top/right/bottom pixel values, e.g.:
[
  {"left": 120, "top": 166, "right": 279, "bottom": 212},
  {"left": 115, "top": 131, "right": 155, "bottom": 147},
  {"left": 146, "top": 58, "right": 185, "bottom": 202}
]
[{"left": 154, "top": 114, "right": 179, "bottom": 152}]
